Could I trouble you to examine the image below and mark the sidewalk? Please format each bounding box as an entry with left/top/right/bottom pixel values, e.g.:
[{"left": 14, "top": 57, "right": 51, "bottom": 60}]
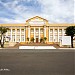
[{"left": 58, "top": 48, "right": 75, "bottom": 50}]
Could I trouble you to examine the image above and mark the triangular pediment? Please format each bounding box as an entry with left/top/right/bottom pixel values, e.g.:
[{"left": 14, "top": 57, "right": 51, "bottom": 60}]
[{"left": 26, "top": 16, "right": 48, "bottom": 26}]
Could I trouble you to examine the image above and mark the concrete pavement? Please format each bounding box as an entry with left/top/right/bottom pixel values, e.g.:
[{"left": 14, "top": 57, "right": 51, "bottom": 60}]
[{"left": 0, "top": 49, "right": 75, "bottom": 75}]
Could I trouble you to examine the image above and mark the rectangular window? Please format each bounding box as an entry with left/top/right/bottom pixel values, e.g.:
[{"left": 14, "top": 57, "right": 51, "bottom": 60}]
[
  {"left": 55, "top": 35, "right": 58, "bottom": 42},
  {"left": 21, "top": 35, "right": 24, "bottom": 42},
  {"left": 50, "top": 36, "right": 53, "bottom": 42},
  {"left": 17, "top": 35, "right": 20, "bottom": 42},
  {"left": 64, "top": 29, "right": 66, "bottom": 35},
  {"left": 21, "top": 29, "right": 24, "bottom": 33},
  {"left": 17, "top": 29, "right": 20, "bottom": 33},
  {"left": 50, "top": 29, "right": 53, "bottom": 33},
  {"left": 36, "top": 29, "right": 39, "bottom": 33},
  {"left": 55, "top": 29, "right": 57, "bottom": 33},
  {"left": 59, "top": 29, "right": 62, "bottom": 33},
  {"left": 12, "top": 35, "right": 15, "bottom": 42},
  {"left": 12, "top": 29, "right": 15, "bottom": 33},
  {"left": 59, "top": 36, "right": 62, "bottom": 41},
  {"left": 8, "top": 29, "right": 11, "bottom": 33},
  {"left": 31, "top": 29, "right": 34, "bottom": 33},
  {"left": 40, "top": 28, "right": 43, "bottom": 33}
]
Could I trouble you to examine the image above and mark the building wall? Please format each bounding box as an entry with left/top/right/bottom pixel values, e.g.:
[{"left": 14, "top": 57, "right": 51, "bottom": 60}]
[
  {"left": 0, "top": 16, "right": 75, "bottom": 44},
  {"left": 3, "top": 26, "right": 71, "bottom": 43}
]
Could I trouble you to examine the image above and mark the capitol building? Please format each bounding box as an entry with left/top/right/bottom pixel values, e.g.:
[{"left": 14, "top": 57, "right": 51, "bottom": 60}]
[{"left": 0, "top": 16, "right": 75, "bottom": 45}]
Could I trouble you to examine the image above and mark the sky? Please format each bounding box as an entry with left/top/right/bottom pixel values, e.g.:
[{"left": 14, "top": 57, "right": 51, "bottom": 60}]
[{"left": 0, "top": 0, "right": 74, "bottom": 24}]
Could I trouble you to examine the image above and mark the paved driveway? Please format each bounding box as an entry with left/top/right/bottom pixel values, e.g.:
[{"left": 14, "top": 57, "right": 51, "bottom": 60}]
[{"left": 0, "top": 49, "right": 75, "bottom": 75}]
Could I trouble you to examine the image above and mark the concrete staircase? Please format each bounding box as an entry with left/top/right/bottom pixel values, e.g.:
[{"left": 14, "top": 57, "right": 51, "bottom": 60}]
[{"left": 13, "top": 43, "right": 60, "bottom": 48}]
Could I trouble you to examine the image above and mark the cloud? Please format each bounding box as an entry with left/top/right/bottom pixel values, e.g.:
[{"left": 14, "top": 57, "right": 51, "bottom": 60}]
[
  {"left": 0, "top": 0, "right": 74, "bottom": 23},
  {"left": 37, "top": 0, "right": 74, "bottom": 23}
]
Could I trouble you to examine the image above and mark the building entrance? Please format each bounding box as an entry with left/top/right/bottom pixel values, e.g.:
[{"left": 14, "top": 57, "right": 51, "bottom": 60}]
[{"left": 36, "top": 38, "right": 38, "bottom": 43}]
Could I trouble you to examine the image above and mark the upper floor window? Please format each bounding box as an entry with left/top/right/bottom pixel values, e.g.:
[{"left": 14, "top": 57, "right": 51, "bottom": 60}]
[
  {"left": 59, "top": 29, "right": 62, "bottom": 33},
  {"left": 50, "top": 29, "right": 53, "bottom": 33},
  {"left": 12, "top": 29, "right": 15, "bottom": 33},
  {"left": 40, "top": 28, "right": 43, "bottom": 33},
  {"left": 31, "top": 28, "right": 34, "bottom": 33},
  {"left": 55, "top": 29, "right": 57, "bottom": 33},
  {"left": 17, "top": 29, "right": 20, "bottom": 33},
  {"left": 21, "top": 29, "right": 24, "bottom": 33},
  {"left": 36, "top": 29, "right": 39, "bottom": 33},
  {"left": 8, "top": 29, "right": 11, "bottom": 33}
]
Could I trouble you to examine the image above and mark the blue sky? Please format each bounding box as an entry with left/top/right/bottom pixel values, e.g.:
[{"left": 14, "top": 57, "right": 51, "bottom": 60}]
[{"left": 0, "top": 0, "right": 74, "bottom": 23}]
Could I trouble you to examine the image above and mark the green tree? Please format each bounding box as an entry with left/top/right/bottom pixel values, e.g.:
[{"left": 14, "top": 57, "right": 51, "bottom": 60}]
[
  {"left": 31, "top": 37, "right": 35, "bottom": 42},
  {"left": 65, "top": 26, "right": 75, "bottom": 48},
  {"left": 40, "top": 38, "right": 43, "bottom": 43},
  {"left": 27, "top": 37, "right": 29, "bottom": 41},
  {"left": 43, "top": 37, "right": 47, "bottom": 43},
  {"left": 0, "top": 26, "right": 9, "bottom": 48}
]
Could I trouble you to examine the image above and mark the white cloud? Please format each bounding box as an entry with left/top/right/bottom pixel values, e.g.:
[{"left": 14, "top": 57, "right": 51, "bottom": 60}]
[
  {"left": 0, "top": 0, "right": 74, "bottom": 23},
  {"left": 37, "top": 0, "right": 74, "bottom": 23}
]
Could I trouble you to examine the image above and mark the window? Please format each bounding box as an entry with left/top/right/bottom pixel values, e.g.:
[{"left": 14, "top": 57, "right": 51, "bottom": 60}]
[
  {"left": 17, "top": 35, "right": 20, "bottom": 42},
  {"left": 59, "top": 36, "right": 62, "bottom": 41},
  {"left": 17, "top": 29, "right": 20, "bottom": 33},
  {"left": 55, "top": 35, "right": 58, "bottom": 42},
  {"left": 21, "top": 29, "right": 24, "bottom": 33},
  {"left": 50, "top": 29, "right": 53, "bottom": 33},
  {"left": 55, "top": 29, "right": 57, "bottom": 33},
  {"left": 12, "top": 35, "right": 15, "bottom": 42},
  {"left": 12, "top": 29, "right": 15, "bottom": 33},
  {"left": 36, "top": 29, "right": 39, "bottom": 33},
  {"left": 64, "top": 29, "right": 66, "bottom": 34},
  {"left": 31, "top": 29, "right": 34, "bottom": 33},
  {"left": 40, "top": 28, "right": 43, "bottom": 33},
  {"left": 50, "top": 36, "right": 53, "bottom": 42},
  {"left": 8, "top": 29, "right": 11, "bottom": 33},
  {"left": 59, "top": 29, "right": 62, "bottom": 33},
  {"left": 21, "top": 35, "right": 24, "bottom": 42}
]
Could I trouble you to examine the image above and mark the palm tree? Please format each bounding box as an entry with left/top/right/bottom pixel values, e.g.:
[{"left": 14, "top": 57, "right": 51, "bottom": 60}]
[
  {"left": 0, "top": 26, "right": 9, "bottom": 48},
  {"left": 43, "top": 37, "right": 47, "bottom": 43},
  {"left": 27, "top": 37, "right": 29, "bottom": 41},
  {"left": 31, "top": 37, "right": 35, "bottom": 43},
  {"left": 40, "top": 38, "right": 43, "bottom": 43},
  {"left": 65, "top": 26, "right": 75, "bottom": 48}
]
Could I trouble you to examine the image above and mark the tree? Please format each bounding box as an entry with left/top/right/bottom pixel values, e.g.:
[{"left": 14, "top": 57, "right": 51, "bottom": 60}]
[
  {"left": 27, "top": 37, "right": 29, "bottom": 41},
  {"left": 43, "top": 37, "right": 47, "bottom": 43},
  {"left": 65, "top": 26, "right": 75, "bottom": 48},
  {"left": 0, "top": 26, "right": 9, "bottom": 48},
  {"left": 40, "top": 38, "right": 43, "bottom": 43},
  {"left": 31, "top": 37, "right": 35, "bottom": 43}
]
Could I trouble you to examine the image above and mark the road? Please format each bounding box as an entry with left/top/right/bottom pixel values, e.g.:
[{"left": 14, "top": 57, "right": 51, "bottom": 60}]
[{"left": 0, "top": 49, "right": 75, "bottom": 75}]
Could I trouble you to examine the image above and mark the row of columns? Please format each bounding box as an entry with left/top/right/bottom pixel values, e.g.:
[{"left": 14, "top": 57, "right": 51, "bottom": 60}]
[
  {"left": 28, "top": 26, "right": 46, "bottom": 42},
  {"left": 48, "top": 27, "right": 65, "bottom": 42},
  {"left": 8, "top": 27, "right": 25, "bottom": 42},
  {"left": 6, "top": 26, "right": 65, "bottom": 43}
]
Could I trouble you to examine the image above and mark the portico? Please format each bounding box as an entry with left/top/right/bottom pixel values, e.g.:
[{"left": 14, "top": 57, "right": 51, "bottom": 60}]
[{"left": 0, "top": 16, "right": 74, "bottom": 44}]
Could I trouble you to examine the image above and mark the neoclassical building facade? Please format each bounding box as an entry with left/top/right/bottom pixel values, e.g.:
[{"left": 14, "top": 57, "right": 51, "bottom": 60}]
[{"left": 0, "top": 16, "right": 75, "bottom": 44}]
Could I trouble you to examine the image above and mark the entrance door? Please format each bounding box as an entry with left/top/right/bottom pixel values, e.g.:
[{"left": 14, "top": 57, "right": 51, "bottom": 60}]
[{"left": 36, "top": 38, "right": 38, "bottom": 43}]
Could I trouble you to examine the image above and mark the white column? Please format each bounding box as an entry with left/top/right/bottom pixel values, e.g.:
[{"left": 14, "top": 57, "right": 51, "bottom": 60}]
[
  {"left": 34, "top": 28, "right": 36, "bottom": 42},
  {"left": 49, "top": 27, "right": 50, "bottom": 42},
  {"left": 5, "top": 32, "right": 8, "bottom": 42},
  {"left": 6, "top": 32, "right": 8, "bottom": 37},
  {"left": 39, "top": 27, "right": 40, "bottom": 42},
  {"left": 10, "top": 28, "right": 12, "bottom": 42},
  {"left": 62, "top": 28, "right": 64, "bottom": 36},
  {"left": 44, "top": 26, "right": 46, "bottom": 37},
  {"left": 20, "top": 27, "right": 21, "bottom": 42},
  {"left": 24, "top": 28, "right": 25, "bottom": 42},
  {"left": 15, "top": 29, "right": 16, "bottom": 42},
  {"left": 28, "top": 26, "right": 30, "bottom": 42},
  {"left": 58, "top": 27, "right": 59, "bottom": 42},
  {"left": 53, "top": 28, "right": 55, "bottom": 42}
]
